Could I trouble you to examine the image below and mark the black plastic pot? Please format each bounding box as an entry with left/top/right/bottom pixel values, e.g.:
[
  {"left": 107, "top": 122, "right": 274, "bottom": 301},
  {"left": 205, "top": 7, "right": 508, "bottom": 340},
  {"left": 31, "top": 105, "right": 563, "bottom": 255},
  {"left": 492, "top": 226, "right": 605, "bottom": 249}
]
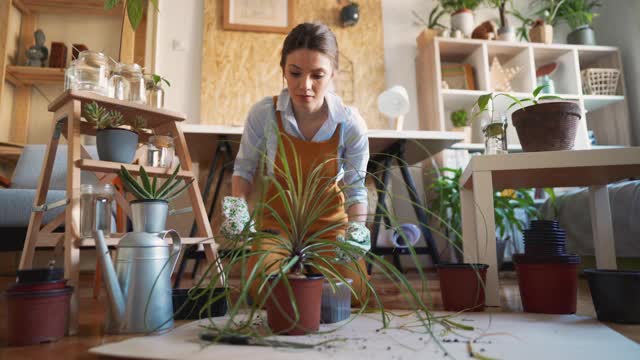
[
  {"left": 585, "top": 269, "right": 640, "bottom": 324},
  {"left": 17, "top": 268, "right": 64, "bottom": 283},
  {"left": 172, "top": 288, "right": 227, "bottom": 320}
]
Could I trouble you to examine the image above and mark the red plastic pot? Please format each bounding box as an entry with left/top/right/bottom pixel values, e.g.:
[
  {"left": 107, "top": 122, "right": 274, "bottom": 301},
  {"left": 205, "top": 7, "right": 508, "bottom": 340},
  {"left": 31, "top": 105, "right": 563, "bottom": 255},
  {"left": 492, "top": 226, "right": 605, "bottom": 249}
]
[
  {"left": 437, "top": 263, "right": 488, "bottom": 312},
  {"left": 514, "top": 255, "right": 579, "bottom": 314},
  {"left": 265, "top": 275, "right": 324, "bottom": 335},
  {"left": 7, "top": 279, "right": 67, "bottom": 293},
  {"left": 5, "top": 286, "right": 73, "bottom": 346}
]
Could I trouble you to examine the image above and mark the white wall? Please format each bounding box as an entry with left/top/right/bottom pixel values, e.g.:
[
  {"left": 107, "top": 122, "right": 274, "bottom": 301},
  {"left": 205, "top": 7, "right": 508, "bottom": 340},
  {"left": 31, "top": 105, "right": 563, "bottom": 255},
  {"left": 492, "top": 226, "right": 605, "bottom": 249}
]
[
  {"left": 155, "top": 0, "right": 204, "bottom": 123},
  {"left": 593, "top": 0, "right": 640, "bottom": 146}
]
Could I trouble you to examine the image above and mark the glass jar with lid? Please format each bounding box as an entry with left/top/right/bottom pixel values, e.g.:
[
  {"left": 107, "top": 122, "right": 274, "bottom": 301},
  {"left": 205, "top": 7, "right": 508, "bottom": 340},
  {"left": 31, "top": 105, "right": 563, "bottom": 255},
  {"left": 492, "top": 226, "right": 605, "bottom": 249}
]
[
  {"left": 64, "top": 59, "right": 78, "bottom": 91},
  {"left": 120, "top": 63, "right": 146, "bottom": 104},
  {"left": 74, "top": 51, "right": 110, "bottom": 96},
  {"left": 108, "top": 63, "right": 130, "bottom": 101},
  {"left": 146, "top": 135, "right": 175, "bottom": 168}
]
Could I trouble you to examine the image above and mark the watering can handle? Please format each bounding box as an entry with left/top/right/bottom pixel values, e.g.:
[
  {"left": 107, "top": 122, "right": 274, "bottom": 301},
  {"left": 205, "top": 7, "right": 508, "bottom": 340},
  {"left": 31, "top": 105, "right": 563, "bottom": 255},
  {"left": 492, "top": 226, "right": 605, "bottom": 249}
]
[{"left": 161, "top": 229, "right": 182, "bottom": 274}]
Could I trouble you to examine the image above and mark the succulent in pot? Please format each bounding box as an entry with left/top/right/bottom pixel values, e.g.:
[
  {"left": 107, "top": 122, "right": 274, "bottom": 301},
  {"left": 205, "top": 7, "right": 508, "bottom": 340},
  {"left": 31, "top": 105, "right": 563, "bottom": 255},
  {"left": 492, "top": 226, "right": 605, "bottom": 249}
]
[
  {"left": 83, "top": 101, "right": 147, "bottom": 163},
  {"left": 118, "top": 164, "right": 193, "bottom": 232}
]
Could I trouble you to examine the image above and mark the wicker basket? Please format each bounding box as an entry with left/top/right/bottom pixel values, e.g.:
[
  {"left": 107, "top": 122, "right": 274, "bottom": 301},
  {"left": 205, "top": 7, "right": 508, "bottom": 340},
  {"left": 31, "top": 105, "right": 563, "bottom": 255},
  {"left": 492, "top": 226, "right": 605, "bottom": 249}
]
[{"left": 581, "top": 68, "right": 620, "bottom": 95}]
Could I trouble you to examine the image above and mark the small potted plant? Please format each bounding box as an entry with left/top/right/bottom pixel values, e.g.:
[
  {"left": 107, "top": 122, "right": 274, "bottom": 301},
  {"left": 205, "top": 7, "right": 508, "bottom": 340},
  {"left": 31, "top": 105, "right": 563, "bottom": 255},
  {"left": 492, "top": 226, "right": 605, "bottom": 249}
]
[
  {"left": 84, "top": 101, "right": 134, "bottom": 163},
  {"left": 557, "top": 0, "right": 601, "bottom": 45},
  {"left": 528, "top": 0, "right": 566, "bottom": 44},
  {"left": 450, "top": 108, "right": 471, "bottom": 142},
  {"left": 413, "top": 5, "right": 447, "bottom": 47},
  {"left": 440, "top": 0, "right": 485, "bottom": 38},
  {"left": 145, "top": 74, "right": 170, "bottom": 109},
  {"left": 474, "top": 85, "right": 580, "bottom": 152},
  {"left": 487, "top": 0, "right": 516, "bottom": 41},
  {"left": 118, "top": 164, "right": 193, "bottom": 232}
]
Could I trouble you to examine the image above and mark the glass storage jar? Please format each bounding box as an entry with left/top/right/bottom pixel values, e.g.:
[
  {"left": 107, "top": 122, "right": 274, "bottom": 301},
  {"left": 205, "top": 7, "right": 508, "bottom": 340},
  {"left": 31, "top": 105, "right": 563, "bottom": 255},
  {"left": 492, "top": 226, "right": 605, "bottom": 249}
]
[
  {"left": 73, "top": 51, "right": 110, "bottom": 96},
  {"left": 146, "top": 135, "right": 175, "bottom": 168},
  {"left": 482, "top": 114, "right": 508, "bottom": 155},
  {"left": 145, "top": 75, "right": 165, "bottom": 108},
  {"left": 80, "top": 184, "right": 114, "bottom": 239},
  {"left": 120, "top": 63, "right": 146, "bottom": 104},
  {"left": 108, "top": 63, "right": 130, "bottom": 101}
]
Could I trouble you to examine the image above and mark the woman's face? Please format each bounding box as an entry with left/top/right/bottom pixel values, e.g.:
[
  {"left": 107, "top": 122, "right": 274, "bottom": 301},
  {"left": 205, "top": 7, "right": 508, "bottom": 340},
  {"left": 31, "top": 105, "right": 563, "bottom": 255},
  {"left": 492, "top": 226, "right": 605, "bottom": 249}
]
[{"left": 283, "top": 49, "right": 335, "bottom": 115}]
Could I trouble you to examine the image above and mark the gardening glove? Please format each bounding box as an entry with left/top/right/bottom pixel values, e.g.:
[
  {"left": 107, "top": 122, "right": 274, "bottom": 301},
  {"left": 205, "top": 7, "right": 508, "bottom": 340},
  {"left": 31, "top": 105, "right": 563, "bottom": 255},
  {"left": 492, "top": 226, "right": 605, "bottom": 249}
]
[
  {"left": 221, "top": 196, "right": 255, "bottom": 238},
  {"left": 335, "top": 222, "right": 371, "bottom": 262}
]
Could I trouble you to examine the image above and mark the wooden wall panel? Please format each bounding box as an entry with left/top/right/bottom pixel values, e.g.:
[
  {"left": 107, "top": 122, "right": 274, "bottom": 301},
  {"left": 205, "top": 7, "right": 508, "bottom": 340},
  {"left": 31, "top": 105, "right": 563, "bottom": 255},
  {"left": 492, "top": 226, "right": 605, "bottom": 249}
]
[{"left": 200, "top": 0, "right": 386, "bottom": 128}]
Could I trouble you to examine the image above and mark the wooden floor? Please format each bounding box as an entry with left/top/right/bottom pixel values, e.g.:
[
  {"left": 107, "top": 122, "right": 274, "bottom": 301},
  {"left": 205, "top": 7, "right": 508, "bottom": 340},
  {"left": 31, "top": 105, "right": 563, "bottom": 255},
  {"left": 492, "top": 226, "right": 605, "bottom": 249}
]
[{"left": 1, "top": 271, "right": 639, "bottom": 359}]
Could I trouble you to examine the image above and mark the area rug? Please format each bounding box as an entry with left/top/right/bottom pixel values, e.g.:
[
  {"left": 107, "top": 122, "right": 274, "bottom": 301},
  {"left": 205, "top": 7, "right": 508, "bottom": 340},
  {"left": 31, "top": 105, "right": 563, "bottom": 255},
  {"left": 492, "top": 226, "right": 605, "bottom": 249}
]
[{"left": 89, "top": 312, "right": 640, "bottom": 359}]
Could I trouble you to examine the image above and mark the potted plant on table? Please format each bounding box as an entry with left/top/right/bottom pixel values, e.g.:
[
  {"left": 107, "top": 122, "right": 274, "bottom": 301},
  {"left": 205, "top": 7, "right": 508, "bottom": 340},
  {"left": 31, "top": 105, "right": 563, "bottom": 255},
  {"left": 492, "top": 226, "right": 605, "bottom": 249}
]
[
  {"left": 557, "top": 0, "right": 601, "bottom": 45},
  {"left": 474, "top": 85, "right": 580, "bottom": 152},
  {"left": 118, "top": 164, "right": 193, "bottom": 232},
  {"left": 439, "top": 0, "right": 485, "bottom": 38},
  {"left": 413, "top": 5, "right": 447, "bottom": 47}
]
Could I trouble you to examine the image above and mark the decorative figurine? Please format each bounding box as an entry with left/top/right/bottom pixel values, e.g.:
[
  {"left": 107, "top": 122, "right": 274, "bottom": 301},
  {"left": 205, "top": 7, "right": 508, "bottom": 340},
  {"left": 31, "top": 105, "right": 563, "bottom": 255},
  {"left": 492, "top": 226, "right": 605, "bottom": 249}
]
[{"left": 26, "top": 29, "right": 48, "bottom": 67}]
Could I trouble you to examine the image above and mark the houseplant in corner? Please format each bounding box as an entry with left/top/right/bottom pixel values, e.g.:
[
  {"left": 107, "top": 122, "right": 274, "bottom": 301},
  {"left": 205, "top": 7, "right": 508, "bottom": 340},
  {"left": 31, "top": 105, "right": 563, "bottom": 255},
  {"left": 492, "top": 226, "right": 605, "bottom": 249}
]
[
  {"left": 557, "top": 0, "right": 601, "bottom": 45},
  {"left": 439, "top": 0, "right": 485, "bottom": 37},
  {"left": 413, "top": 5, "right": 447, "bottom": 47},
  {"left": 83, "top": 101, "right": 145, "bottom": 163}
]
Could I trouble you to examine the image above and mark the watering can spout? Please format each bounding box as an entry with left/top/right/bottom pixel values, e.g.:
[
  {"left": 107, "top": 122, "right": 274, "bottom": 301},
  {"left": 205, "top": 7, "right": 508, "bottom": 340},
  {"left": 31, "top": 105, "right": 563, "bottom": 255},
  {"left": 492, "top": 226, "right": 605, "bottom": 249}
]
[{"left": 94, "top": 230, "right": 126, "bottom": 324}]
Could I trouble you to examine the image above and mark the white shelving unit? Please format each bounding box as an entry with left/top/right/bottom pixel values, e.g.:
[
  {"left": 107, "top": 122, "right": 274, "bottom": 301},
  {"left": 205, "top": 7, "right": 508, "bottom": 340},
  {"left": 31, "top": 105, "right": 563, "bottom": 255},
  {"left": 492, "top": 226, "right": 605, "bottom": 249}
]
[{"left": 416, "top": 37, "right": 631, "bottom": 150}]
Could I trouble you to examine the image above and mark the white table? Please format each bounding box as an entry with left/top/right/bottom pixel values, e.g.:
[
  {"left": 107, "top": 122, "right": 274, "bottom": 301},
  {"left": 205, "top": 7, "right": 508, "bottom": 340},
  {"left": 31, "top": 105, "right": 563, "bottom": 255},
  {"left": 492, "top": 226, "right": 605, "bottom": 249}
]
[{"left": 460, "top": 147, "right": 640, "bottom": 306}]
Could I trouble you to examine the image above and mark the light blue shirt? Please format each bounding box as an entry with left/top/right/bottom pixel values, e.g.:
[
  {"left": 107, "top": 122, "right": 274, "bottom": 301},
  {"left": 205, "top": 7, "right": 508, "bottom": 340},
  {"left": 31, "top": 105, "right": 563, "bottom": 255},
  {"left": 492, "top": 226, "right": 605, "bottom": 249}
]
[{"left": 233, "top": 88, "right": 369, "bottom": 206}]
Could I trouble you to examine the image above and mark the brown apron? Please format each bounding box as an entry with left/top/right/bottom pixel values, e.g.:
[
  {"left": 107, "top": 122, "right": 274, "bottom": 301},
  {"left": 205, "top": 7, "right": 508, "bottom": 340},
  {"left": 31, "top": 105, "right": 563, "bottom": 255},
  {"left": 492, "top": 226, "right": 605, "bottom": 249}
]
[{"left": 245, "top": 96, "right": 368, "bottom": 305}]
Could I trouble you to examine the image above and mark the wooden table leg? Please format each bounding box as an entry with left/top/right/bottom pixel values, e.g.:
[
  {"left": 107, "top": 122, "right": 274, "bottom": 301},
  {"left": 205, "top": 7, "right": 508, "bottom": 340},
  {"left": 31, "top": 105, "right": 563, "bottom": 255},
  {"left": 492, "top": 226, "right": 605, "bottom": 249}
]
[
  {"left": 465, "top": 171, "right": 499, "bottom": 307},
  {"left": 588, "top": 185, "right": 617, "bottom": 269}
]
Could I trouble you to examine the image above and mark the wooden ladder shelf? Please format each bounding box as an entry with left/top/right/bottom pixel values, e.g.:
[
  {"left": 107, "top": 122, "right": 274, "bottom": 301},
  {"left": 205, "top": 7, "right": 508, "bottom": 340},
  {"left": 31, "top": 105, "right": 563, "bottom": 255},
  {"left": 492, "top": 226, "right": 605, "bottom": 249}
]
[{"left": 18, "top": 90, "right": 225, "bottom": 334}]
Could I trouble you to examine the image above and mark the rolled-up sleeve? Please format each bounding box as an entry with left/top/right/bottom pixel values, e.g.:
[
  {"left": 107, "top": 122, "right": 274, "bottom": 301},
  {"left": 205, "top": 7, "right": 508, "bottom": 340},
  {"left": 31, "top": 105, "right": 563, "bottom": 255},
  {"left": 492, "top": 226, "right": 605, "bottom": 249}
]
[
  {"left": 341, "top": 107, "right": 369, "bottom": 206},
  {"left": 233, "top": 102, "right": 267, "bottom": 183}
]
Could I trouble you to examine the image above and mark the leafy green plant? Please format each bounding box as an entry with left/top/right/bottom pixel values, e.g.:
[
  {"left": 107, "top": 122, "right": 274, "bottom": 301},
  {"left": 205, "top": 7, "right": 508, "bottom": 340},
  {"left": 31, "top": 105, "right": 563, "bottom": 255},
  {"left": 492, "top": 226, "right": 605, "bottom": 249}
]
[
  {"left": 104, "top": 0, "right": 158, "bottom": 31},
  {"left": 412, "top": 5, "right": 447, "bottom": 30},
  {"left": 451, "top": 109, "right": 469, "bottom": 127},
  {"left": 508, "top": 8, "right": 535, "bottom": 41},
  {"left": 430, "top": 167, "right": 539, "bottom": 257},
  {"left": 487, "top": 0, "right": 513, "bottom": 28},
  {"left": 556, "top": 0, "right": 601, "bottom": 30},
  {"left": 83, "top": 101, "right": 126, "bottom": 130},
  {"left": 118, "top": 164, "right": 193, "bottom": 201},
  {"left": 439, "top": 0, "right": 485, "bottom": 12},
  {"left": 151, "top": 74, "right": 171, "bottom": 87},
  {"left": 532, "top": 0, "right": 568, "bottom": 25},
  {"left": 473, "top": 85, "right": 563, "bottom": 122}
]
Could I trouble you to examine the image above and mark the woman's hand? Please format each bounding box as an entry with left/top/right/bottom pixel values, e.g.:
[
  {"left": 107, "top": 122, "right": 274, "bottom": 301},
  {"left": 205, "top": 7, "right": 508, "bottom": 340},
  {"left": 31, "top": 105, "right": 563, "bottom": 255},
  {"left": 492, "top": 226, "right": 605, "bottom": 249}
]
[
  {"left": 335, "top": 222, "right": 370, "bottom": 262},
  {"left": 221, "top": 196, "right": 255, "bottom": 238}
]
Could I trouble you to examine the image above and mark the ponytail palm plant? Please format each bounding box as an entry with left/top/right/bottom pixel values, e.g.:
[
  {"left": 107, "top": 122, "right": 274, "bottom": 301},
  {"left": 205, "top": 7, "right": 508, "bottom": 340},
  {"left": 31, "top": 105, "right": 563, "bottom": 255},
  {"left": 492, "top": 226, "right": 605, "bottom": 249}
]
[{"left": 185, "top": 129, "right": 477, "bottom": 347}]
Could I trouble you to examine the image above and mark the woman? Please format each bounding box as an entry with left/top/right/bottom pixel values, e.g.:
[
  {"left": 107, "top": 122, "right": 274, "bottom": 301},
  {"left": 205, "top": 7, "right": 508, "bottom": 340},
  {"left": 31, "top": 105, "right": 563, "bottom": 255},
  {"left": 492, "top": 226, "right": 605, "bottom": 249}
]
[{"left": 222, "top": 22, "right": 370, "bottom": 303}]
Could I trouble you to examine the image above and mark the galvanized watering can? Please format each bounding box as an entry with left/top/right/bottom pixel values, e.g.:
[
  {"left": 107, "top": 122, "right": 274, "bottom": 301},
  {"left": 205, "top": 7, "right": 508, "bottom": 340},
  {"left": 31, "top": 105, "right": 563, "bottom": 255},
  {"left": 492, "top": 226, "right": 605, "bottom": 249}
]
[{"left": 94, "top": 224, "right": 181, "bottom": 334}]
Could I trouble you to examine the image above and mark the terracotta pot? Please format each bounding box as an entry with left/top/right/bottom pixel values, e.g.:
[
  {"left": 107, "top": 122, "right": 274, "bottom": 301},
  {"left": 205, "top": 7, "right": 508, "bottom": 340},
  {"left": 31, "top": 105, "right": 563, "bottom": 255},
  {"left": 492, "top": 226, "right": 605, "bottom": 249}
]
[
  {"left": 5, "top": 286, "right": 73, "bottom": 346},
  {"left": 514, "top": 254, "right": 579, "bottom": 314},
  {"left": 529, "top": 24, "right": 553, "bottom": 44},
  {"left": 437, "top": 263, "right": 488, "bottom": 312},
  {"left": 511, "top": 102, "right": 581, "bottom": 152},
  {"left": 8, "top": 279, "right": 67, "bottom": 292},
  {"left": 266, "top": 274, "right": 324, "bottom": 335}
]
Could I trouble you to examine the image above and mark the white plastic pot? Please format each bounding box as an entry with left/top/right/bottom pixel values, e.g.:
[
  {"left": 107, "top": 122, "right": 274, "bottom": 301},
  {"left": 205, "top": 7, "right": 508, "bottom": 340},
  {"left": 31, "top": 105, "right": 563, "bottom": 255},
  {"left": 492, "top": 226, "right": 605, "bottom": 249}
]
[{"left": 450, "top": 9, "right": 474, "bottom": 37}]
